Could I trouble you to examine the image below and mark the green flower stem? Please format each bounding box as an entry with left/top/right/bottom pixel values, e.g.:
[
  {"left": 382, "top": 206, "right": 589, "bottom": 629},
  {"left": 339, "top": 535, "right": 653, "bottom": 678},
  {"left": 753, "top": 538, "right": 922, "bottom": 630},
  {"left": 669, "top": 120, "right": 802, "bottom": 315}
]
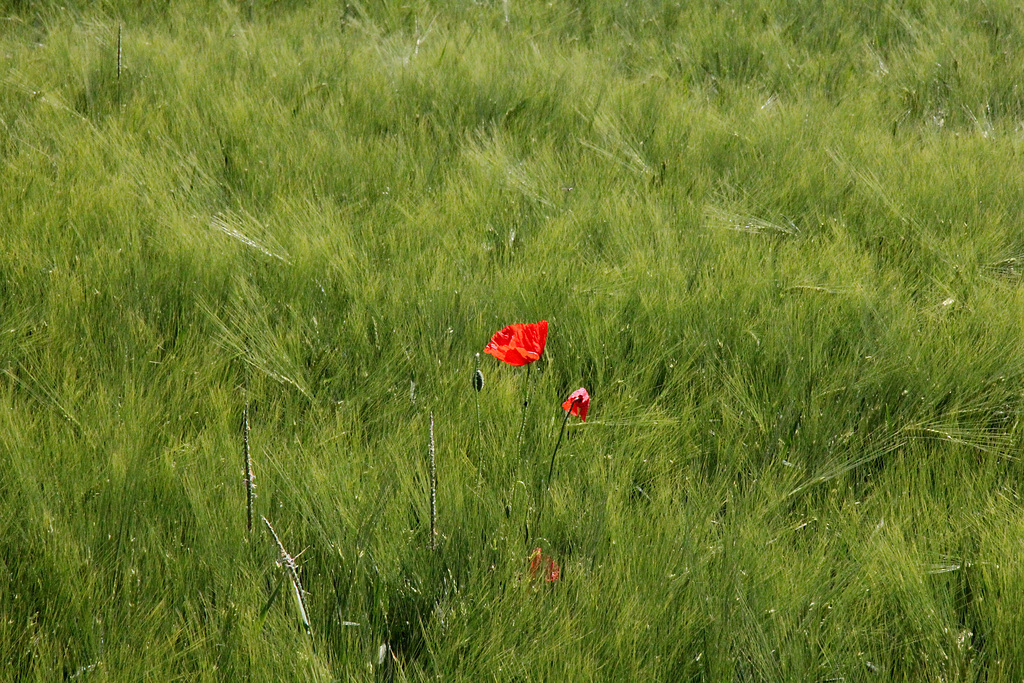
[
  {"left": 545, "top": 402, "right": 575, "bottom": 492},
  {"left": 473, "top": 353, "right": 483, "bottom": 462},
  {"left": 535, "top": 398, "right": 577, "bottom": 532}
]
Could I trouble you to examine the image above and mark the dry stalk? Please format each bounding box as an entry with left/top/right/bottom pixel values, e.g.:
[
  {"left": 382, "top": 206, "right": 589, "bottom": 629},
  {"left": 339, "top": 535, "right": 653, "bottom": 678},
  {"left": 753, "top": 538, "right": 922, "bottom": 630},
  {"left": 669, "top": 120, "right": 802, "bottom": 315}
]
[{"left": 263, "top": 516, "right": 314, "bottom": 646}]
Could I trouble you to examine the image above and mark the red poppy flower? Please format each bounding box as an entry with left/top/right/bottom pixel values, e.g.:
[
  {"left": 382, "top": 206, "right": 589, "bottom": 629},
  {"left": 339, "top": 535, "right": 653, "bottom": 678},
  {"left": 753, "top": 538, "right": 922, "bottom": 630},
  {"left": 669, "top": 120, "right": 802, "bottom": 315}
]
[
  {"left": 484, "top": 321, "right": 548, "bottom": 367},
  {"left": 562, "top": 387, "right": 590, "bottom": 422},
  {"left": 528, "top": 548, "right": 561, "bottom": 582}
]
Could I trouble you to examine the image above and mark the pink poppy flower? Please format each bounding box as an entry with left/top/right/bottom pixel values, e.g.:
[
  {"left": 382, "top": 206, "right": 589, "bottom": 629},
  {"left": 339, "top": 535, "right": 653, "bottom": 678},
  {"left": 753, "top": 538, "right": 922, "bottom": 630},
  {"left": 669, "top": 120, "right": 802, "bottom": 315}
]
[{"left": 562, "top": 387, "right": 590, "bottom": 422}]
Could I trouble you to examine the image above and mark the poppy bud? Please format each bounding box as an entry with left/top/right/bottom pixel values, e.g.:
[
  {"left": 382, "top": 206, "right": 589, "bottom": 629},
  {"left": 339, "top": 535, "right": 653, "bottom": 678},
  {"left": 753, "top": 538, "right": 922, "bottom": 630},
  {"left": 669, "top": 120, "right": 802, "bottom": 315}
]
[{"left": 473, "top": 352, "right": 484, "bottom": 391}]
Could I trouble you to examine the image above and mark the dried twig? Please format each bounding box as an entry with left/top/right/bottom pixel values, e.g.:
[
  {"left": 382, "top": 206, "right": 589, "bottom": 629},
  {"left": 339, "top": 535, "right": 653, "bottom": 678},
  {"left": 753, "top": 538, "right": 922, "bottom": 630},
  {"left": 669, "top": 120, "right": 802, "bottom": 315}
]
[{"left": 263, "top": 516, "right": 314, "bottom": 647}]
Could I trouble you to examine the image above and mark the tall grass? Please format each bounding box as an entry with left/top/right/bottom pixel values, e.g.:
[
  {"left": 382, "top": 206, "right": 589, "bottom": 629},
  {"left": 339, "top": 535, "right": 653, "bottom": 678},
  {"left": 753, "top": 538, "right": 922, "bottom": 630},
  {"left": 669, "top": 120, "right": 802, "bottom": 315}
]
[{"left": 3, "top": 0, "right": 1024, "bottom": 680}]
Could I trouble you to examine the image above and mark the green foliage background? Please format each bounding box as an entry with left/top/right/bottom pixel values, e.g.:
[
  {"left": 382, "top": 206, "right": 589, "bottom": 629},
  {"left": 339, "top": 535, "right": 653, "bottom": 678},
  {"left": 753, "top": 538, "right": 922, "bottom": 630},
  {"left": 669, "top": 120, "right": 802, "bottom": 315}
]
[{"left": 4, "top": 0, "right": 1024, "bottom": 680}]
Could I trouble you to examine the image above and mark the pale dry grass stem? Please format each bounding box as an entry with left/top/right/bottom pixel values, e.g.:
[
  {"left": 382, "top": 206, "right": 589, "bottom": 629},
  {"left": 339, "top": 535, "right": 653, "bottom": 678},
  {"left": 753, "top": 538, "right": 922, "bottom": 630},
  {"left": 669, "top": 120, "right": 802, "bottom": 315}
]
[{"left": 263, "top": 516, "right": 315, "bottom": 650}]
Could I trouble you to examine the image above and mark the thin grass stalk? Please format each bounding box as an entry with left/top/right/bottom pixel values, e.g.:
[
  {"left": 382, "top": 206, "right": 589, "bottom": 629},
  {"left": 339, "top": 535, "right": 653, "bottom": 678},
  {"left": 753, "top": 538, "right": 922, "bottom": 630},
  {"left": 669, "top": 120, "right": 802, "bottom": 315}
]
[
  {"left": 429, "top": 411, "right": 437, "bottom": 551},
  {"left": 115, "top": 25, "right": 122, "bottom": 103},
  {"left": 263, "top": 516, "right": 315, "bottom": 651},
  {"left": 243, "top": 404, "right": 254, "bottom": 536},
  {"left": 516, "top": 363, "right": 532, "bottom": 462}
]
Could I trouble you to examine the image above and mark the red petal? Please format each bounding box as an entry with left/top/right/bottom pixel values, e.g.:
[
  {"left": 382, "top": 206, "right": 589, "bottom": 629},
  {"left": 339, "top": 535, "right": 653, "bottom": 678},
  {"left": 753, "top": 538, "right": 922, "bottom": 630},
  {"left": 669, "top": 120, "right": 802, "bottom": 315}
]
[
  {"left": 484, "top": 321, "right": 548, "bottom": 366},
  {"left": 562, "top": 388, "right": 591, "bottom": 422}
]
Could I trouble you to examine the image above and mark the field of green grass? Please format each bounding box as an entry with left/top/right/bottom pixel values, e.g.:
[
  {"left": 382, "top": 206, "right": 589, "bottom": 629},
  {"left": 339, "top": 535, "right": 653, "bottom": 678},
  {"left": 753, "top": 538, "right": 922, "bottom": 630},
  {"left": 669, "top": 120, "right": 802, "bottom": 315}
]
[{"left": 4, "top": 0, "right": 1024, "bottom": 680}]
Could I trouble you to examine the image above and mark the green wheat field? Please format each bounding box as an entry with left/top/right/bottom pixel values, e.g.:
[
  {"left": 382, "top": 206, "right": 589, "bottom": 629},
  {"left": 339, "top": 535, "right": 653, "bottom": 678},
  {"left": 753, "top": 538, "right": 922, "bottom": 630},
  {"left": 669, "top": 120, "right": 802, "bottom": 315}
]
[{"left": 4, "top": 1, "right": 1024, "bottom": 680}]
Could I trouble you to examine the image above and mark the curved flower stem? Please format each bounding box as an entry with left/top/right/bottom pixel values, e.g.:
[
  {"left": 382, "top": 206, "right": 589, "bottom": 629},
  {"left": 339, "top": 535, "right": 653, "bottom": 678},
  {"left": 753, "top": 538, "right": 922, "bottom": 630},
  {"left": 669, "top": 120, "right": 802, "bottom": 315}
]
[
  {"left": 515, "top": 363, "right": 532, "bottom": 462},
  {"left": 535, "top": 399, "right": 577, "bottom": 531},
  {"left": 545, "top": 403, "right": 575, "bottom": 492}
]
